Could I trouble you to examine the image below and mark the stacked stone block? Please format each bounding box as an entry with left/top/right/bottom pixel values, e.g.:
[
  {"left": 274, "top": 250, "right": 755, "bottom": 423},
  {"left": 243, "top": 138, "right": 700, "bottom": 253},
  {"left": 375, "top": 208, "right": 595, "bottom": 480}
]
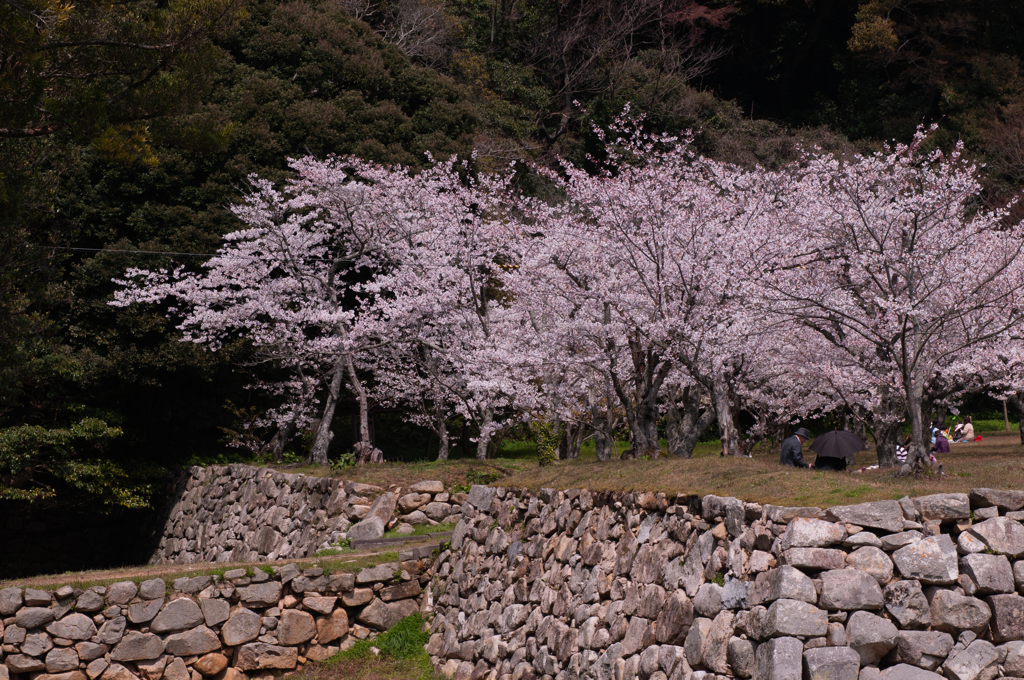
[
  {"left": 150, "top": 465, "right": 464, "bottom": 564},
  {"left": 0, "top": 548, "right": 434, "bottom": 680},
  {"left": 428, "top": 487, "right": 1024, "bottom": 680}
]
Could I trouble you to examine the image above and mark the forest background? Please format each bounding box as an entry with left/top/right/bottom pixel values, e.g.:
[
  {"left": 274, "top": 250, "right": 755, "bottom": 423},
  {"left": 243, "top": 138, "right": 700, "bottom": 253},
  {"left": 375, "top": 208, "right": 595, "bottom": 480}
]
[{"left": 3, "top": 0, "right": 1024, "bottom": 573}]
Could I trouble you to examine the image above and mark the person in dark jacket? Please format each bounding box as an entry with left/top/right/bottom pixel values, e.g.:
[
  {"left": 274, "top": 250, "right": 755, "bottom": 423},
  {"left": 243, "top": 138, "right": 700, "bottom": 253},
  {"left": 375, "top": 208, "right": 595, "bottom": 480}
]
[{"left": 780, "top": 428, "right": 813, "bottom": 468}]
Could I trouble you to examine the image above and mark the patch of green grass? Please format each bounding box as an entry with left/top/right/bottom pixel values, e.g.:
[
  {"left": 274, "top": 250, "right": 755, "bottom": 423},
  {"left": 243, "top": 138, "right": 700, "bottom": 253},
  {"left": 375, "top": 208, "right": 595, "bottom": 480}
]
[
  {"left": 329, "top": 614, "right": 434, "bottom": 680},
  {"left": 383, "top": 522, "right": 458, "bottom": 539}
]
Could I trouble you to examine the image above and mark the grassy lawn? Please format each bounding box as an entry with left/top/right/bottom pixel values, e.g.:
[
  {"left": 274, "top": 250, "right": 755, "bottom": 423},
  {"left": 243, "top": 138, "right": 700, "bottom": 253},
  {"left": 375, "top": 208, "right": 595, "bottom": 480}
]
[{"left": 283, "top": 428, "right": 1024, "bottom": 509}]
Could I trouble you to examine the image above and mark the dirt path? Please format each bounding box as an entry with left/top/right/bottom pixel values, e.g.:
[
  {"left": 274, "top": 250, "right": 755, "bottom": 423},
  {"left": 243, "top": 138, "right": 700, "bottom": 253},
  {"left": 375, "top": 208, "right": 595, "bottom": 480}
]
[{"left": 2, "top": 538, "right": 439, "bottom": 589}]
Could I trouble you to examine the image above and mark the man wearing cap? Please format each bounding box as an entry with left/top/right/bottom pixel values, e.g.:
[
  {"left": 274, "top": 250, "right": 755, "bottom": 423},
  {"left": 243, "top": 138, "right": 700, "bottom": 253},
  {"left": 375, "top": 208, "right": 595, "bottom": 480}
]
[{"left": 780, "top": 428, "right": 813, "bottom": 468}]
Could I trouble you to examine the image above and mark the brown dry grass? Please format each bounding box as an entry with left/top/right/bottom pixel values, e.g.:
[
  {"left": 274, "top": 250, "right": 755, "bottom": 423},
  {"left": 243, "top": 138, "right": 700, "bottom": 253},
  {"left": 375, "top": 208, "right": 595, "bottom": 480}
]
[
  {"left": 497, "top": 431, "right": 1024, "bottom": 507},
  {"left": 273, "top": 458, "right": 537, "bottom": 492}
]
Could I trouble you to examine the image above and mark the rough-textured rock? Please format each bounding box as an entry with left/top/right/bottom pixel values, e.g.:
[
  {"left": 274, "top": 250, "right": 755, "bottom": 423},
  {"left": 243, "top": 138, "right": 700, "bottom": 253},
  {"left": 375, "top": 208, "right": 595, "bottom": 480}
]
[
  {"left": 162, "top": 658, "right": 188, "bottom": 680},
  {"left": 728, "top": 637, "right": 757, "bottom": 678},
  {"left": 348, "top": 492, "right": 398, "bottom": 541},
  {"left": 655, "top": 590, "right": 694, "bottom": 645},
  {"left": 894, "top": 631, "right": 954, "bottom": 671},
  {"left": 138, "top": 579, "right": 165, "bottom": 600},
  {"left": 6, "top": 654, "right": 47, "bottom": 673},
  {"left": 987, "top": 593, "right": 1024, "bottom": 642},
  {"left": 846, "top": 547, "right": 894, "bottom": 585},
  {"left": 884, "top": 580, "right": 931, "bottom": 629},
  {"left": 45, "top": 648, "right": 80, "bottom": 673},
  {"left": 398, "top": 492, "right": 431, "bottom": 513},
  {"left": 104, "top": 582, "right": 138, "bottom": 606},
  {"left": 880, "top": 664, "right": 944, "bottom": 679},
  {"left": 192, "top": 653, "right": 228, "bottom": 677},
  {"left": 75, "top": 591, "right": 104, "bottom": 613},
  {"left": 802, "top": 646, "right": 860, "bottom": 680},
  {"left": 16, "top": 606, "right": 55, "bottom": 629},
  {"left": 764, "top": 599, "right": 828, "bottom": 638},
  {"left": 942, "top": 639, "right": 998, "bottom": 680},
  {"left": 880, "top": 531, "right": 923, "bottom": 551},
  {"left": 755, "top": 636, "right": 802, "bottom": 680},
  {"left": 235, "top": 643, "right": 299, "bottom": 671},
  {"left": 221, "top": 608, "right": 261, "bottom": 646},
  {"left": 46, "top": 613, "right": 97, "bottom": 641},
  {"left": 0, "top": 587, "right": 23, "bottom": 615},
  {"left": 694, "top": 583, "right": 723, "bottom": 618},
  {"left": 317, "top": 609, "right": 350, "bottom": 643},
  {"left": 237, "top": 582, "right": 282, "bottom": 608},
  {"left": 824, "top": 500, "right": 905, "bottom": 533},
  {"left": 818, "top": 569, "right": 884, "bottom": 610},
  {"left": 162, "top": 625, "right": 221, "bottom": 656},
  {"left": 749, "top": 566, "right": 817, "bottom": 606},
  {"left": 685, "top": 618, "right": 713, "bottom": 667},
  {"left": 135, "top": 657, "right": 165, "bottom": 680},
  {"left": 959, "top": 554, "right": 1014, "bottom": 595},
  {"left": 278, "top": 609, "right": 316, "bottom": 646},
  {"left": 968, "top": 517, "right": 1024, "bottom": 558},
  {"left": 23, "top": 630, "right": 54, "bottom": 656},
  {"left": 969, "top": 488, "right": 1024, "bottom": 511},
  {"left": 408, "top": 480, "right": 444, "bottom": 494},
  {"left": 914, "top": 494, "right": 970, "bottom": 521},
  {"left": 356, "top": 597, "right": 419, "bottom": 631},
  {"left": 928, "top": 590, "right": 992, "bottom": 635},
  {"left": 780, "top": 548, "right": 846, "bottom": 571},
  {"left": 701, "top": 611, "right": 734, "bottom": 673},
  {"left": 780, "top": 518, "right": 847, "bottom": 549},
  {"left": 356, "top": 562, "right": 402, "bottom": 584},
  {"left": 110, "top": 632, "right": 165, "bottom": 662},
  {"left": 466, "top": 485, "right": 496, "bottom": 511},
  {"left": 150, "top": 598, "right": 204, "bottom": 633},
  {"left": 97, "top": 617, "right": 126, "bottom": 645},
  {"left": 199, "top": 598, "right": 229, "bottom": 627},
  {"left": 846, "top": 611, "right": 898, "bottom": 665},
  {"left": 126, "top": 599, "right": 163, "bottom": 624},
  {"left": 101, "top": 664, "right": 137, "bottom": 680},
  {"left": 892, "top": 535, "right": 958, "bottom": 584}
]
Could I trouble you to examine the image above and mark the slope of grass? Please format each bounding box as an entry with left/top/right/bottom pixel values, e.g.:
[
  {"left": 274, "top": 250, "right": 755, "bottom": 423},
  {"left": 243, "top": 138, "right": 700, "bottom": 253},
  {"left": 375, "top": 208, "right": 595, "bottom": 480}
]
[{"left": 296, "top": 614, "right": 442, "bottom": 680}]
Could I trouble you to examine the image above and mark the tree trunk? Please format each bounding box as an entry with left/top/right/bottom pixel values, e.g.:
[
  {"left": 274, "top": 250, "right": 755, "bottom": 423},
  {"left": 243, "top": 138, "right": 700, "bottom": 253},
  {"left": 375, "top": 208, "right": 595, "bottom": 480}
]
[
  {"left": 309, "top": 356, "right": 346, "bottom": 465},
  {"left": 713, "top": 372, "right": 741, "bottom": 457},
  {"left": 590, "top": 399, "right": 614, "bottom": 462},
  {"left": 261, "top": 419, "right": 296, "bottom": 463},
  {"left": 1009, "top": 394, "right": 1024, "bottom": 445},
  {"left": 904, "top": 378, "right": 929, "bottom": 468},
  {"left": 476, "top": 405, "right": 493, "bottom": 460},
  {"left": 435, "top": 409, "right": 450, "bottom": 461},
  {"left": 564, "top": 423, "right": 584, "bottom": 459},
  {"left": 345, "top": 354, "right": 382, "bottom": 463},
  {"left": 667, "top": 385, "right": 716, "bottom": 458}
]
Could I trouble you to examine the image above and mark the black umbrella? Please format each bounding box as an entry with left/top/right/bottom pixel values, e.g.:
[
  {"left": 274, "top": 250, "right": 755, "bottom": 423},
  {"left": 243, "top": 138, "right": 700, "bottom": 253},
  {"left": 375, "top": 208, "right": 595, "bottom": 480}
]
[{"left": 809, "top": 430, "right": 865, "bottom": 464}]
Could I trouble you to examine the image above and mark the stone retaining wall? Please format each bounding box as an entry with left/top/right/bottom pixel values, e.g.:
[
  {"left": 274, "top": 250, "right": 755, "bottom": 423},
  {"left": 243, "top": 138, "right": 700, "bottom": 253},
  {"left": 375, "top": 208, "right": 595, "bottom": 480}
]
[
  {"left": 150, "top": 465, "right": 466, "bottom": 564},
  {"left": 0, "top": 543, "right": 436, "bottom": 680},
  {"left": 428, "top": 486, "right": 1024, "bottom": 680}
]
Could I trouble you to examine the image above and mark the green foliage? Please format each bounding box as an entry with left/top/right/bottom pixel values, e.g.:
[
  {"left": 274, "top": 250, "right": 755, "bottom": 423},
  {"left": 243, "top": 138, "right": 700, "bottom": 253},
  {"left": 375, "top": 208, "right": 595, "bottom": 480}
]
[
  {"left": 331, "top": 452, "right": 357, "bottom": 472},
  {"left": 340, "top": 613, "right": 432, "bottom": 678},
  {"left": 532, "top": 420, "right": 561, "bottom": 467}
]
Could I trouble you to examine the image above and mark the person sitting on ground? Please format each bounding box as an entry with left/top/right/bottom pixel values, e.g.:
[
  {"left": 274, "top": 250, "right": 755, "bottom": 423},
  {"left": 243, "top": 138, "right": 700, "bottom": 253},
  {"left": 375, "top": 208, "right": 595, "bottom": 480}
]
[
  {"left": 895, "top": 435, "right": 911, "bottom": 464},
  {"left": 954, "top": 416, "right": 975, "bottom": 442},
  {"left": 932, "top": 428, "right": 950, "bottom": 455},
  {"left": 780, "top": 427, "right": 813, "bottom": 468}
]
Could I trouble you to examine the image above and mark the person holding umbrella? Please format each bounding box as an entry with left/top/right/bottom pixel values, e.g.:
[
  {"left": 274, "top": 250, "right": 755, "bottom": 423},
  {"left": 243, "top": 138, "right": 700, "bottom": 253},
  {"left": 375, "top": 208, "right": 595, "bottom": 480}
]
[
  {"left": 780, "top": 428, "right": 813, "bottom": 468},
  {"left": 809, "top": 430, "right": 866, "bottom": 471}
]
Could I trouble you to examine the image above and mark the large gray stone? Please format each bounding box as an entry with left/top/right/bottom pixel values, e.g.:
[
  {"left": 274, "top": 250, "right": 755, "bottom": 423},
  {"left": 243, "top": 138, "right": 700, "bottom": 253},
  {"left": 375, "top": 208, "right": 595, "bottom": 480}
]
[
  {"left": 138, "top": 579, "right": 165, "bottom": 600},
  {"left": 755, "top": 636, "right": 802, "bottom": 680},
  {"left": 110, "top": 632, "right": 165, "bottom": 662},
  {"left": 220, "top": 607, "right": 260, "bottom": 646},
  {"left": 75, "top": 642, "right": 107, "bottom": 662},
  {"left": 234, "top": 643, "right": 298, "bottom": 671},
  {"left": 356, "top": 562, "right": 402, "bottom": 584},
  {"left": 780, "top": 518, "right": 846, "bottom": 550},
  {"left": 880, "top": 531, "right": 923, "bottom": 551},
  {"left": 126, "top": 599, "right": 163, "bottom": 624},
  {"left": 15, "top": 606, "right": 54, "bottom": 629},
  {"left": 684, "top": 618, "right": 713, "bottom": 668},
  {"left": 818, "top": 569, "right": 884, "bottom": 610},
  {"left": 894, "top": 631, "right": 954, "bottom": 671},
  {"left": 780, "top": 548, "right": 846, "bottom": 571},
  {"left": 892, "top": 534, "right": 958, "bottom": 584},
  {"left": 824, "top": 500, "right": 905, "bottom": 533},
  {"left": 802, "top": 646, "right": 860, "bottom": 680},
  {"left": 6, "top": 654, "right": 46, "bottom": 673},
  {"left": 969, "top": 488, "right": 1024, "bottom": 511},
  {"left": 163, "top": 625, "right": 221, "bottom": 656},
  {"left": 97, "top": 616, "right": 126, "bottom": 645},
  {"left": 881, "top": 664, "right": 944, "bottom": 679},
  {"left": 728, "top": 637, "right": 757, "bottom": 679},
  {"left": 655, "top": 590, "right": 694, "bottom": 645},
  {"left": 45, "top": 647, "right": 80, "bottom": 673},
  {"left": 846, "top": 611, "right": 898, "bottom": 666},
  {"left": 104, "top": 582, "right": 138, "bottom": 606},
  {"left": 749, "top": 566, "right": 817, "bottom": 606},
  {"left": 968, "top": 517, "right": 1024, "bottom": 558},
  {"left": 46, "top": 613, "right": 97, "bottom": 641},
  {"left": 701, "top": 611, "right": 734, "bottom": 674},
  {"left": 277, "top": 609, "right": 316, "bottom": 646},
  {"left": 408, "top": 480, "right": 444, "bottom": 494},
  {"left": 846, "top": 547, "right": 894, "bottom": 585},
  {"left": 356, "top": 597, "right": 419, "bottom": 630},
  {"left": 237, "top": 582, "right": 282, "bottom": 608},
  {"left": 987, "top": 593, "right": 1024, "bottom": 642},
  {"left": 914, "top": 493, "right": 970, "bottom": 521},
  {"left": 199, "top": 598, "right": 229, "bottom": 627},
  {"left": 150, "top": 598, "right": 204, "bottom": 633},
  {"left": 467, "top": 485, "right": 495, "bottom": 511},
  {"left": 0, "top": 588, "right": 23, "bottom": 615},
  {"left": 75, "top": 591, "right": 104, "bottom": 613},
  {"left": 22, "top": 630, "right": 53, "bottom": 656},
  {"left": 884, "top": 580, "right": 931, "bottom": 629},
  {"left": 1004, "top": 640, "right": 1024, "bottom": 677},
  {"left": 960, "top": 553, "right": 1014, "bottom": 595},
  {"left": 942, "top": 639, "right": 998, "bottom": 680},
  {"left": 928, "top": 590, "right": 991, "bottom": 635},
  {"left": 317, "top": 609, "right": 350, "bottom": 644},
  {"left": 764, "top": 599, "right": 828, "bottom": 638},
  {"left": 694, "top": 583, "right": 722, "bottom": 618}
]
